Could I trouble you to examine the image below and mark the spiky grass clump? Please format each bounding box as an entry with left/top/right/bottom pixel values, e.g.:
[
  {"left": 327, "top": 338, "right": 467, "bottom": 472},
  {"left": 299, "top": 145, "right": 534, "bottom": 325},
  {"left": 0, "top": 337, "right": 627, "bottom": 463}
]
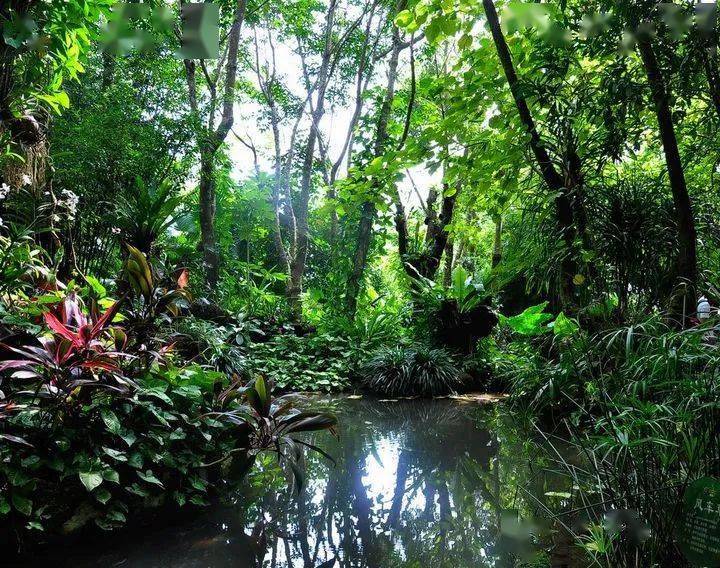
[
  {"left": 361, "top": 346, "right": 410, "bottom": 397},
  {"left": 361, "top": 345, "right": 462, "bottom": 397},
  {"left": 409, "top": 345, "right": 462, "bottom": 396}
]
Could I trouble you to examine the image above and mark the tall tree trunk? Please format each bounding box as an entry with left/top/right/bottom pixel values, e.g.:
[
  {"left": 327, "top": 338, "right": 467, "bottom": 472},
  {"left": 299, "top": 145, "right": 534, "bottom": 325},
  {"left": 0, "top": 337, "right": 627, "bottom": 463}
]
[
  {"left": 325, "top": 8, "right": 381, "bottom": 250},
  {"left": 442, "top": 237, "right": 454, "bottom": 287},
  {"left": 482, "top": 0, "right": 576, "bottom": 308},
  {"left": 637, "top": 34, "right": 698, "bottom": 323},
  {"left": 198, "top": 150, "right": 219, "bottom": 287},
  {"left": 345, "top": 4, "right": 404, "bottom": 316},
  {"left": 492, "top": 215, "right": 502, "bottom": 268},
  {"left": 185, "top": 0, "right": 246, "bottom": 290},
  {"left": 288, "top": 0, "right": 337, "bottom": 320}
]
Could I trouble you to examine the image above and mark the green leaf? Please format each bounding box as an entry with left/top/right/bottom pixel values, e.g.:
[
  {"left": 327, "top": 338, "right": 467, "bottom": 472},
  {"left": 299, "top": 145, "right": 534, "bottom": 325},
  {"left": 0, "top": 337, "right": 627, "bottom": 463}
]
[
  {"left": 505, "top": 302, "right": 553, "bottom": 336},
  {"left": 137, "top": 470, "right": 164, "bottom": 487},
  {"left": 106, "top": 509, "right": 126, "bottom": 523},
  {"left": 0, "top": 497, "right": 10, "bottom": 515},
  {"left": 103, "top": 469, "right": 120, "bottom": 484},
  {"left": 119, "top": 429, "right": 137, "bottom": 447},
  {"left": 458, "top": 33, "right": 472, "bottom": 50},
  {"left": 550, "top": 312, "right": 579, "bottom": 338},
  {"left": 94, "top": 488, "right": 112, "bottom": 504},
  {"left": 84, "top": 275, "right": 107, "bottom": 297},
  {"left": 102, "top": 447, "right": 127, "bottom": 462},
  {"left": 79, "top": 471, "right": 103, "bottom": 492},
  {"left": 11, "top": 494, "right": 32, "bottom": 516},
  {"left": 128, "top": 452, "right": 144, "bottom": 469},
  {"left": 101, "top": 409, "right": 122, "bottom": 435},
  {"left": 394, "top": 9, "right": 413, "bottom": 27}
]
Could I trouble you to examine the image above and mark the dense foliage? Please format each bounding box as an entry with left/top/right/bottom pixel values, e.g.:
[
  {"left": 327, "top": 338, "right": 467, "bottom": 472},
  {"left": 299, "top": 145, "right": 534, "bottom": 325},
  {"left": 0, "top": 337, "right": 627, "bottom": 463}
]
[{"left": 2, "top": 0, "right": 720, "bottom": 565}]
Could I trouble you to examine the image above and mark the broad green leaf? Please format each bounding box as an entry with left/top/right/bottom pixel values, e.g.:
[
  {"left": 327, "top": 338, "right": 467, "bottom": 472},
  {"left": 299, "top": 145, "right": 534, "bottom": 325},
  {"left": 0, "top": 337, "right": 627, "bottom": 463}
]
[
  {"left": 12, "top": 495, "right": 32, "bottom": 516},
  {"left": 79, "top": 471, "right": 103, "bottom": 492}
]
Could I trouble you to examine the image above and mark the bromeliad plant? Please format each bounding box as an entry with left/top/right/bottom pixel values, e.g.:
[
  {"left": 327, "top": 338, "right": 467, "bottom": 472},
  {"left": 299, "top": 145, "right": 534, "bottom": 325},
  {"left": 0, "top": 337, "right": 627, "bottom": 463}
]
[
  {"left": 214, "top": 376, "right": 338, "bottom": 491},
  {"left": 0, "top": 293, "right": 132, "bottom": 399}
]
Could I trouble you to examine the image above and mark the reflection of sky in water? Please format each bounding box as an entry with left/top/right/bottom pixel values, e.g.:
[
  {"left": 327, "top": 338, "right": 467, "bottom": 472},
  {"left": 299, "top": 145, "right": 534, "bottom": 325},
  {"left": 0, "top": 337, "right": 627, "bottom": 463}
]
[
  {"left": 250, "top": 400, "right": 503, "bottom": 567},
  {"left": 19, "top": 398, "right": 564, "bottom": 568}
]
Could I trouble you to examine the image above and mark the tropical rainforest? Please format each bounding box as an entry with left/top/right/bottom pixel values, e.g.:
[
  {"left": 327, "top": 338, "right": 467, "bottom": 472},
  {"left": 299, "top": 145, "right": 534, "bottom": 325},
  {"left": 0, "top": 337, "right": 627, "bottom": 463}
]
[{"left": 1, "top": 0, "right": 720, "bottom": 566}]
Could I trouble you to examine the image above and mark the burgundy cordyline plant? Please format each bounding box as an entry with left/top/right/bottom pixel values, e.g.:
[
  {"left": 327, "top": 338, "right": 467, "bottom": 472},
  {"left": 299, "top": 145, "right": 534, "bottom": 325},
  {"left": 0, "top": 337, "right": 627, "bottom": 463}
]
[{"left": 0, "top": 293, "right": 134, "bottom": 401}]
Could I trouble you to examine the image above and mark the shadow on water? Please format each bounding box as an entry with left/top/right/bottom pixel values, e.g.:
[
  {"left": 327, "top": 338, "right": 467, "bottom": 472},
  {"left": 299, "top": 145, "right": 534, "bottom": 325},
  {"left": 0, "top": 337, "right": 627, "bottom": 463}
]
[{"left": 18, "top": 397, "right": 578, "bottom": 567}]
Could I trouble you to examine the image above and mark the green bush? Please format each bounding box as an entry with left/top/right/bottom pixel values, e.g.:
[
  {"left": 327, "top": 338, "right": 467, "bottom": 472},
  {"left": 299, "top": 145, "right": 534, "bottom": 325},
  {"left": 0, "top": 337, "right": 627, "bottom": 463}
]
[
  {"left": 361, "top": 345, "right": 462, "bottom": 397},
  {"left": 169, "top": 316, "right": 250, "bottom": 377},
  {"left": 249, "top": 332, "right": 360, "bottom": 392},
  {"left": 0, "top": 248, "right": 337, "bottom": 544},
  {"left": 0, "top": 366, "right": 236, "bottom": 534}
]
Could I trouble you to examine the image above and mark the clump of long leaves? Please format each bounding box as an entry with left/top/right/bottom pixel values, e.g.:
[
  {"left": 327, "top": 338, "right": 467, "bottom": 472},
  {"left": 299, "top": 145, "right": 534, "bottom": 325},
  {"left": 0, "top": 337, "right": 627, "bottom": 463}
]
[
  {"left": 0, "top": 293, "right": 132, "bottom": 402},
  {"left": 212, "top": 376, "right": 337, "bottom": 492},
  {"left": 169, "top": 316, "right": 249, "bottom": 377},
  {"left": 117, "top": 176, "right": 187, "bottom": 255},
  {"left": 361, "top": 345, "right": 462, "bottom": 397},
  {"left": 122, "top": 244, "right": 191, "bottom": 347},
  {"left": 411, "top": 266, "right": 498, "bottom": 353},
  {"left": 505, "top": 314, "right": 720, "bottom": 566}
]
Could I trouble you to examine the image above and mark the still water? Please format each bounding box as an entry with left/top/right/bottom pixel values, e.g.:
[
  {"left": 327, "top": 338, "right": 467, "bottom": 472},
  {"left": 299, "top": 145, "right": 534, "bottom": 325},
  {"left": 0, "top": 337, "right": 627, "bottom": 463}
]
[{"left": 25, "top": 397, "right": 574, "bottom": 567}]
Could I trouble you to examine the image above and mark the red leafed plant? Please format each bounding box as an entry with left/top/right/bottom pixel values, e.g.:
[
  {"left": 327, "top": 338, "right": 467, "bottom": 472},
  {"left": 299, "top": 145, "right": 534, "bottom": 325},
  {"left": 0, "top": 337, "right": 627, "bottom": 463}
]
[{"left": 0, "top": 293, "right": 134, "bottom": 398}]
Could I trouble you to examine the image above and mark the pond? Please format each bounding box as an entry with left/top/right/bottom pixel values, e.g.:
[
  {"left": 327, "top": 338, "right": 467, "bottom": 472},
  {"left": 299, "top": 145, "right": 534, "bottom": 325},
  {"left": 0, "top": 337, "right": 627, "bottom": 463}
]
[{"left": 18, "top": 396, "right": 575, "bottom": 567}]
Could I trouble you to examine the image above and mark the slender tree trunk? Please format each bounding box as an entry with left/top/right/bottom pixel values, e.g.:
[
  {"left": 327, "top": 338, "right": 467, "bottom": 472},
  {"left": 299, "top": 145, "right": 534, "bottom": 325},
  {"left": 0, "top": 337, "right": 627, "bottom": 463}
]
[
  {"left": 345, "top": 4, "right": 404, "bottom": 316},
  {"left": 325, "top": 9, "right": 381, "bottom": 250},
  {"left": 270, "top": 114, "right": 291, "bottom": 275},
  {"left": 482, "top": 0, "right": 576, "bottom": 308},
  {"left": 198, "top": 150, "right": 219, "bottom": 287},
  {"left": 492, "top": 215, "right": 502, "bottom": 268},
  {"left": 185, "top": 0, "right": 246, "bottom": 290},
  {"left": 288, "top": 3, "right": 336, "bottom": 320},
  {"left": 637, "top": 35, "right": 698, "bottom": 322},
  {"left": 442, "top": 237, "right": 454, "bottom": 287}
]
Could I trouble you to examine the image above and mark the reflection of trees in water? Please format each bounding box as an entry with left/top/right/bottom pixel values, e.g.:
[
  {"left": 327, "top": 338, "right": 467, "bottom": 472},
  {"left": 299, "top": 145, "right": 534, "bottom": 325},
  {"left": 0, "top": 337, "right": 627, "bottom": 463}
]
[{"left": 242, "top": 399, "right": 508, "bottom": 567}]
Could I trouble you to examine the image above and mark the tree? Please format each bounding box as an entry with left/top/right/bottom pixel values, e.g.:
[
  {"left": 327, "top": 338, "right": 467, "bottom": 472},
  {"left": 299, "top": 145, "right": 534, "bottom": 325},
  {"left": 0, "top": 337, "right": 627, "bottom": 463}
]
[
  {"left": 345, "top": 0, "right": 407, "bottom": 316},
  {"left": 481, "top": 0, "right": 578, "bottom": 308},
  {"left": 252, "top": 0, "right": 381, "bottom": 320},
  {"left": 183, "top": 0, "right": 247, "bottom": 289},
  {"left": 0, "top": 0, "right": 111, "bottom": 189},
  {"left": 635, "top": 27, "right": 697, "bottom": 321}
]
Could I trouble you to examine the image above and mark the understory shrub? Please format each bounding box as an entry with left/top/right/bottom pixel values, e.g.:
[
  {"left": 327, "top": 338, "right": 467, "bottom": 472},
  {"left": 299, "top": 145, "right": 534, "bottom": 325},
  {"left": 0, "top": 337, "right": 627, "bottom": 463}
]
[
  {"left": 412, "top": 266, "right": 498, "bottom": 353},
  {"left": 0, "top": 248, "right": 337, "bottom": 547},
  {"left": 361, "top": 345, "right": 462, "bottom": 397},
  {"left": 498, "top": 308, "right": 720, "bottom": 565},
  {"left": 0, "top": 371, "right": 234, "bottom": 535},
  {"left": 168, "top": 316, "right": 250, "bottom": 377},
  {"left": 249, "top": 332, "right": 360, "bottom": 392}
]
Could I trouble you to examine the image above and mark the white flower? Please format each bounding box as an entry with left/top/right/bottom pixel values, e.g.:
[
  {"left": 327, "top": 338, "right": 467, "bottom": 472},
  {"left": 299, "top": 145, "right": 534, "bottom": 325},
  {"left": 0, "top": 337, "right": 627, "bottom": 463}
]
[
  {"left": 0, "top": 183, "right": 9, "bottom": 200},
  {"left": 58, "top": 189, "right": 79, "bottom": 221},
  {"left": 0, "top": 216, "right": 4, "bottom": 228},
  {"left": 21, "top": 174, "right": 31, "bottom": 186},
  {"left": 111, "top": 227, "right": 121, "bottom": 234}
]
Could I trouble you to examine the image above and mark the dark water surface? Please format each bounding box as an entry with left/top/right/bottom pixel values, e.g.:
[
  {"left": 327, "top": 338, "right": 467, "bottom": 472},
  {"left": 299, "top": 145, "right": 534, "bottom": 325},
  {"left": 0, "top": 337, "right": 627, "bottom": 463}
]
[{"left": 20, "top": 397, "right": 570, "bottom": 567}]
